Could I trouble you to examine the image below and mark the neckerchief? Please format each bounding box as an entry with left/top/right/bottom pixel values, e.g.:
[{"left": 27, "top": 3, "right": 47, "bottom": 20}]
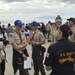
[{"left": 30, "top": 31, "right": 36, "bottom": 41}]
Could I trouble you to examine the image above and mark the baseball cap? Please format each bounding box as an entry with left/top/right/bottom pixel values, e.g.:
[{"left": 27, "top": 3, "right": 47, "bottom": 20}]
[
  {"left": 14, "top": 20, "right": 23, "bottom": 27},
  {"left": 30, "top": 21, "right": 38, "bottom": 27},
  {"left": 67, "top": 17, "right": 75, "bottom": 23}
]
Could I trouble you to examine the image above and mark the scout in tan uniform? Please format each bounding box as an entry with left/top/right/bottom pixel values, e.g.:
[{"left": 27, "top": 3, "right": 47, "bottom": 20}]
[
  {"left": 67, "top": 17, "right": 75, "bottom": 42},
  {"left": 50, "top": 23, "right": 57, "bottom": 44},
  {"left": 55, "top": 15, "right": 62, "bottom": 29},
  {"left": 67, "top": 17, "right": 75, "bottom": 70},
  {"left": 9, "top": 20, "right": 29, "bottom": 75},
  {"left": 29, "top": 21, "right": 46, "bottom": 75},
  {"left": 50, "top": 15, "right": 62, "bottom": 44},
  {"left": 46, "top": 21, "right": 52, "bottom": 41}
]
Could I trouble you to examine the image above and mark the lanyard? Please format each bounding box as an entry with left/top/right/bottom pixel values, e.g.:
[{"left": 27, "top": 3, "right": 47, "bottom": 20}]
[
  {"left": 14, "top": 30, "right": 22, "bottom": 44},
  {"left": 30, "top": 31, "right": 36, "bottom": 41}
]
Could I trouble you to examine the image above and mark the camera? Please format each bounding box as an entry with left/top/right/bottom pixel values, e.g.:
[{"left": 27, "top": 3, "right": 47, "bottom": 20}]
[{"left": 0, "top": 38, "right": 9, "bottom": 46}]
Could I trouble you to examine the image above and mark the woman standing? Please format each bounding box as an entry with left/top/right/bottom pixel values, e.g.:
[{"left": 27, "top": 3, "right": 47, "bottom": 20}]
[{"left": 44, "top": 25, "right": 75, "bottom": 75}]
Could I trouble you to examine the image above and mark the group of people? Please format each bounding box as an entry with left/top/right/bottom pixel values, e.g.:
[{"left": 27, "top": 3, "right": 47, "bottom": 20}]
[
  {"left": 8, "top": 20, "right": 46, "bottom": 75},
  {"left": 45, "top": 17, "right": 75, "bottom": 75},
  {"left": 0, "top": 15, "right": 75, "bottom": 75}
]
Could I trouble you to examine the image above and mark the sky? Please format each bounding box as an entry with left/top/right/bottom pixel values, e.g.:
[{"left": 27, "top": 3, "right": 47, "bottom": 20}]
[{"left": 0, "top": 0, "right": 75, "bottom": 25}]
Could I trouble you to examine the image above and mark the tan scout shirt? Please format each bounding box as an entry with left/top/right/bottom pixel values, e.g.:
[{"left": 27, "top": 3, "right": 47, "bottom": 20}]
[
  {"left": 46, "top": 23, "right": 52, "bottom": 31},
  {"left": 30, "top": 29, "right": 45, "bottom": 42},
  {"left": 9, "top": 30, "right": 27, "bottom": 50},
  {"left": 50, "top": 28, "right": 58, "bottom": 44},
  {"left": 69, "top": 26, "right": 75, "bottom": 42}
]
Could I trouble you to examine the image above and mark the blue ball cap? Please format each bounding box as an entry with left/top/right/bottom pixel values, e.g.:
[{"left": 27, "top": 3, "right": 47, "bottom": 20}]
[
  {"left": 30, "top": 21, "right": 38, "bottom": 27},
  {"left": 14, "top": 20, "right": 23, "bottom": 27}
]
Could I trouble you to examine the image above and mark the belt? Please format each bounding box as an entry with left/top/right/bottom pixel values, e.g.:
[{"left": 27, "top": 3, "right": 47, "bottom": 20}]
[
  {"left": 13, "top": 48, "right": 26, "bottom": 52},
  {"left": 32, "top": 44, "right": 41, "bottom": 47}
]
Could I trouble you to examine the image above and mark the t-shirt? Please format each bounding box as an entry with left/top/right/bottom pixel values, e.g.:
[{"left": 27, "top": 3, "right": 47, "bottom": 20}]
[{"left": 44, "top": 38, "right": 75, "bottom": 75}]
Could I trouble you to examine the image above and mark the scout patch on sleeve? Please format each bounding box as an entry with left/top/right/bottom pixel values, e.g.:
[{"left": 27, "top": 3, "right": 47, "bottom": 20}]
[
  {"left": 9, "top": 33, "right": 13, "bottom": 37},
  {"left": 46, "top": 52, "right": 50, "bottom": 58}
]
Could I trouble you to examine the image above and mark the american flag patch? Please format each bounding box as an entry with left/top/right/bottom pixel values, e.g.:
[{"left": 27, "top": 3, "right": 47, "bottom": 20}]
[{"left": 46, "top": 53, "right": 49, "bottom": 58}]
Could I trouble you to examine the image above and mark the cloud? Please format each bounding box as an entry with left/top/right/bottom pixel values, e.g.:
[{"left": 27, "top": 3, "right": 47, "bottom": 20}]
[
  {"left": 61, "top": 0, "right": 75, "bottom": 4},
  {"left": 35, "top": 15, "right": 54, "bottom": 19},
  {"left": 0, "top": 0, "right": 30, "bottom": 3},
  {"left": 34, "top": 15, "right": 56, "bottom": 22},
  {"left": 0, "top": 0, "right": 75, "bottom": 4},
  {"left": 0, "top": 0, "right": 75, "bottom": 25}
]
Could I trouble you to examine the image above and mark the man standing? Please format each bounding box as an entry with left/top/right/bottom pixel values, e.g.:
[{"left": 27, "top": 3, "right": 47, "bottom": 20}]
[
  {"left": 29, "top": 21, "right": 46, "bottom": 75},
  {"left": 67, "top": 17, "right": 75, "bottom": 42},
  {"left": 6, "top": 23, "right": 13, "bottom": 37},
  {"left": 9, "top": 20, "right": 29, "bottom": 75},
  {"left": 67, "top": 17, "right": 75, "bottom": 70},
  {"left": 46, "top": 21, "right": 52, "bottom": 40},
  {"left": 51, "top": 15, "right": 62, "bottom": 44}
]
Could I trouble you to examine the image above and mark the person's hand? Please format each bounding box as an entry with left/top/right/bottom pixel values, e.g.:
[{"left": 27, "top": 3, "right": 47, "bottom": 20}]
[
  {"left": 0, "top": 44, "right": 5, "bottom": 50},
  {"left": 16, "top": 46, "right": 22, "bottom": 50},
  {"left": 22, "top": 54, "right": 27, "bottom": 60},
  {"left": 21, "top": 44, "right": 27, "bottom": 48},
  {"left": 31, "top": 41, "right": 36, "bottom": 45}
]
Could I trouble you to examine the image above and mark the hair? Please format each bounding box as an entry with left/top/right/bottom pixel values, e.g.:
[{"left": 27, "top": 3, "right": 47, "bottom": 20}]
[
  {"left": 60, "top": 24, "right": 73, "bottom": 38},
  {"left": 8, "top": 23, "right": 11, "bottom": 26}
]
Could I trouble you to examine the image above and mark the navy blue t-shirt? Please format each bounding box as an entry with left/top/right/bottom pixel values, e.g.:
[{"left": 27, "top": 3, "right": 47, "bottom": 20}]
[{"left": 44, "top": 38, "right": 75, "bottom": 75}]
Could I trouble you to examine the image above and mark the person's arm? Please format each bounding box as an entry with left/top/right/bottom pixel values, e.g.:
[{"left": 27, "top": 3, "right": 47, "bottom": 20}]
[
  {"left": 21, "top": 43, "right": 27, "bottom": 49},
  {"left": 9, "top": 33, "right": 24, "bottom": 54},
  {"left": 11, "top": 43, "right": 27, "bottom": 60},
  {"left": 44, "top": 46, "right": 53, "bottom": 71},
  {"left": 36, "top": 40, "right": 45, "bottom": 45},
  {"left": 12, "top": 43, "right": 22, "bottom": 51},
  {"left": 9, "top": 32, "right": 27, "bottom": 60},
  {"left": 31, "top": 40, "right": 45, "bottom": 45}
]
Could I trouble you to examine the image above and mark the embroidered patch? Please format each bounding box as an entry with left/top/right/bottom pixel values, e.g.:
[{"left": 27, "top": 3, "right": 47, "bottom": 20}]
[
  {"left": 46, "top": 52, "right": 49, "bottom": 58},
  {"left": 9, "top": 33, "right": 13, "bottom": 37},
  {"left": 15, "top": 38, "right": 19, "bottom": 40}
]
